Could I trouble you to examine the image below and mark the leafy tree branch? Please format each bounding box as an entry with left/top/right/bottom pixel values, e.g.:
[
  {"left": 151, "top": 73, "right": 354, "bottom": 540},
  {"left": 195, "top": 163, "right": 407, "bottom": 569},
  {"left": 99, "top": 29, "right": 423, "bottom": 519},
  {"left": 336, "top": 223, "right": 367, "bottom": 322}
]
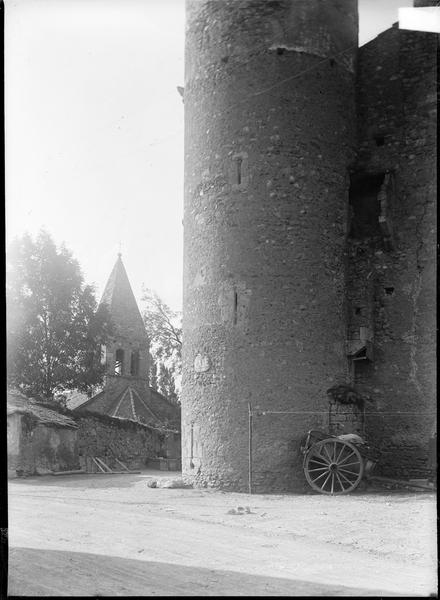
[{"left": 7, "top": 230, "right": 113, "bottom": 400}]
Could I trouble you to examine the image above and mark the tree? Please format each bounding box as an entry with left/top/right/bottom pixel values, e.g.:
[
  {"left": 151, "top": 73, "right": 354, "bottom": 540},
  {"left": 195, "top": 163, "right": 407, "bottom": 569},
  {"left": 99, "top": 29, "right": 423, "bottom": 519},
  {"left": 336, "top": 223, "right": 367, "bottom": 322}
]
[
  {"left": 149, "top": 358, "right": 158, "bottom": 391},
  {"left": 141, "top": 288, "right": 181, "bottom": 404},
  {"left": 6, "top": 231, "right": 113, "bottom": 401},
  {"left": 157, "top": 363, "right": 178, "bottom": 405}
]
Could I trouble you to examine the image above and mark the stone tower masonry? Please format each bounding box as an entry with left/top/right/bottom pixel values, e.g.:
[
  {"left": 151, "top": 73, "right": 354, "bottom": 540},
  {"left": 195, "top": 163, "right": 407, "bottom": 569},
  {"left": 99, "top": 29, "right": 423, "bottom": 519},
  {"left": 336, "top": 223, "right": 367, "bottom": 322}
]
[
  {"left": 347, "top": 3, "right": 437, "bottom": 478},
  {"left": 182, "top": 0, "right": 359, "bottom": 491}
]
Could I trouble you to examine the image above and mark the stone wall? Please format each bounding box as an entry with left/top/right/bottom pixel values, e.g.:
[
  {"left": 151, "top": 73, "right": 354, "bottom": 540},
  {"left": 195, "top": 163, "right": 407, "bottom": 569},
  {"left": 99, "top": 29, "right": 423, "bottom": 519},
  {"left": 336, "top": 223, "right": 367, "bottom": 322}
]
[
  {"left": 346, "top": 27, "right": 437, "bottom": 478},
  {"left": 326, "top": 385, "right": 366, "bottom": 437},
  {"left": 328, "top": 402, "right": 365, "bottom": 437},
  {"left": 7, "top": 404, "right": 181, "bottom": 476},
  {"left": 7, "top": 412, "right": 21, "bottom": 460},
  {"left": 182, "top": 0, "right": 358, "bottom": 492},
  {"left": 181, "top": 3, "right": 435, "bottom": 491},
  {"left": 75, "top": 413, "right": 164, "bottom": 470},
  {"left": 7, "top": 413, "right": 79, "bottom": 477}
]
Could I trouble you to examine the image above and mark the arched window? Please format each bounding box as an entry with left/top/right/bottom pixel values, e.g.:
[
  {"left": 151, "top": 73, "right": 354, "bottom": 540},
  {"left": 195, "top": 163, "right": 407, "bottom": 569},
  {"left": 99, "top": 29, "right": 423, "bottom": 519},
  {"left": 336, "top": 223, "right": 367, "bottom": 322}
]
[
  {"left": 130, "top": 350, "right": 140, "bottom": 376},
  {"left": 114, "top": 349, "right": 124, "bottom": 376}
]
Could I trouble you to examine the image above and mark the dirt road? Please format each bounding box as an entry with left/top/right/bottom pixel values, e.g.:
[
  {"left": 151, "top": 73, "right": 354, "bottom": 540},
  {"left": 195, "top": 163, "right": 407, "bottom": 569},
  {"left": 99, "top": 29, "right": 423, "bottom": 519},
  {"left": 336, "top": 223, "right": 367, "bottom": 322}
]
[{"left": 7, "top": 471, "right": 437, "bottom": 596}]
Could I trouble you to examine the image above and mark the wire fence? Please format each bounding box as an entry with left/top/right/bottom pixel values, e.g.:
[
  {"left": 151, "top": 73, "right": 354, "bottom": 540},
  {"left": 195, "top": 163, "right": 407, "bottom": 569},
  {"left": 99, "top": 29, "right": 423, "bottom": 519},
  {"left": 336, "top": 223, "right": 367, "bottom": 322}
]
[
  {"left": 253, "top": 410, "right": 436, "bottom": 416},
  {"left": 246, "top": 402, "right": 436, "bottom": 493}
]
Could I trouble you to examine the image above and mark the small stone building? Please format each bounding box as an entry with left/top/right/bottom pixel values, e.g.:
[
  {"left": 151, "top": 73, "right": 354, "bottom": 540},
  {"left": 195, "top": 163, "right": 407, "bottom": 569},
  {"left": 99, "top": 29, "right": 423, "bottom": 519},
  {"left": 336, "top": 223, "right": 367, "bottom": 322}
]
[
  {"left": 7, "top": 390, "right": 172, "bottom": 475},
  {"left": 7, "top": 390, "right": 80, "bottom": 477}
]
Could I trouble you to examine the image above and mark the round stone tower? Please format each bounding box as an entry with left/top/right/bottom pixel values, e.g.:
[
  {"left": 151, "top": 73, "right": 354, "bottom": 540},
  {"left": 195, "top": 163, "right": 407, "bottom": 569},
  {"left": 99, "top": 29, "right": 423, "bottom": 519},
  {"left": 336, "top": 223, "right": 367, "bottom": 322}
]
[{"left": 182, "top": 0, "right": 358, "bottom": 491}]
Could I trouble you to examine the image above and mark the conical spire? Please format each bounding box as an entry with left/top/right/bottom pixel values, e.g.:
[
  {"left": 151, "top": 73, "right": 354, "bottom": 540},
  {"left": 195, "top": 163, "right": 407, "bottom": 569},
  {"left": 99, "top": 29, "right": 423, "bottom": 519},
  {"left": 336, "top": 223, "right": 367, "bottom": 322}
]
[{"left": 100, "top": 254, "right": 147, "bottom": 344}]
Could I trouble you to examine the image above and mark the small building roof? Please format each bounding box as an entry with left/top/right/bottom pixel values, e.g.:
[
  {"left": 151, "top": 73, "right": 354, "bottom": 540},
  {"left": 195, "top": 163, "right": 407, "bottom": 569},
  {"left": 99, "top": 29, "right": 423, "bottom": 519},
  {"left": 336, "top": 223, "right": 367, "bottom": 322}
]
[
  {"left": 62, "top": 389, "right": 93, "bottom": 410},
  {"left": 74, "top": 381, "right": 180, "bottom": 432},
  {"left": 7, "top": 390, "right": 78, "bottom": 429}
]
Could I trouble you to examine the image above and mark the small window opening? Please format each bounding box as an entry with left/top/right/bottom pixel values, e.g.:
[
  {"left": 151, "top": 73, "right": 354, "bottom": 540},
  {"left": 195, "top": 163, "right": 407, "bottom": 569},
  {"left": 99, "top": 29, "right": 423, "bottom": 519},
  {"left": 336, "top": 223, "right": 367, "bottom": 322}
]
[
  {"left": 384, "top": 286, "right": 395, "bottom": 296},
  {"left": 353, "top": 347, "right": 368, "bottom": 361},
  {"left": 276, "top": 47, "right": 285, "bottom": 55},
  {"left": 236, "top": 158, "right": 243, "bottom": 185},
  {"left": 329, "top": 58, "right": 336, "bottom": 67},
  {"left": 233, "top": 290, "right": 238, "bottom": 325},
  {"left": 349, "top": 172, "right": 385, "bottom": 240},
  {"left": 374, "top": 135, "right": 385, "bottom": 146},
  {"left": 354, "top": 307, "right": 362, "bottom": 315},
  {"left": 130, "top": 350, "right": 140, "bottom": 376},
  {"left": 114, "top": 349, "right": 124, "bottom": 376},
  {"left": 353, "top": 358, "right": 374, "bottom": 385}
]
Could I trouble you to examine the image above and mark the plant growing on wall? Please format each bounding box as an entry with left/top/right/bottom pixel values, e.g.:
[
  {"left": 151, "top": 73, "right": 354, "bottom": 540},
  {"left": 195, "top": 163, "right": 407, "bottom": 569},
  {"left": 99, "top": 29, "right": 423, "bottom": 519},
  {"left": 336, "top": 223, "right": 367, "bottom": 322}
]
[
  {"left": 141, "top": 288, "right": 181, "bottom": 404},
  {"left": 6, "top": 230, "right": 113, "bottom": 400}
]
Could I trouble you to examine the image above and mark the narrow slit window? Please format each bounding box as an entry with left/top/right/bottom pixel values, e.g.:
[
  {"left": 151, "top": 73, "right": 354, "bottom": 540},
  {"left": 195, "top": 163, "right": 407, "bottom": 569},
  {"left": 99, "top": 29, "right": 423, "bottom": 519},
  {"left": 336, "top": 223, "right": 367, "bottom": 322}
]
[
  {"left": 130, "top": 350, "right": 140, "bottom": 376},
  {"left": 236, "top": 157, "right": 243, "bottom": 185},
  {"left": 115, "top": 349, "right": 124, "bottom": 376},
  {"left": 233, "top": 291, "right": 238, "bottom": 325}
]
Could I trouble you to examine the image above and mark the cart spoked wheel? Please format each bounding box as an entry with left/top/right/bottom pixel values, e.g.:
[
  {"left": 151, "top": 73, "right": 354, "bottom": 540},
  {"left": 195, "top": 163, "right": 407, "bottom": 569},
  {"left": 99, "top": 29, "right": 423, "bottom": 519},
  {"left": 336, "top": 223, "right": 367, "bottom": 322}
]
[{"left": 304, "top": 438, "right": 364, "bottom": 495}]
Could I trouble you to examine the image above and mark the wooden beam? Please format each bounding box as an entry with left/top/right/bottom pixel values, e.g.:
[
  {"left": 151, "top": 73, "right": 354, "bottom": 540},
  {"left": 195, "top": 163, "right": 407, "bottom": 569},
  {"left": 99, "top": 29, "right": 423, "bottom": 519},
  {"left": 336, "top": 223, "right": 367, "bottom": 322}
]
[
  {"left": 115, "top": 458, "right": 130, "bottom": 472},
  {"left": 92, "top": 457, "right": 107, "bottom": 473},
  {"left": 368, "top": 475, "right": 435, "bottom": 491},
  {"left": 95, "top": 457, "right": 113, "bottom": 473}
]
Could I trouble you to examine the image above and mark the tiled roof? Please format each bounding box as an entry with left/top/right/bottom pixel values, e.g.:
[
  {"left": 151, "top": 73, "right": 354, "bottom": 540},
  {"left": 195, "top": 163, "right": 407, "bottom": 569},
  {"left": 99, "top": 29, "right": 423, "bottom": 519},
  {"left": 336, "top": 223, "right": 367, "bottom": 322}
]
[
  {"left": 110, "top": 386, "right": 162, "bottom": 423},
  {"left": 74, "top": 380, "right": 180, "bottom": 431},
  {"left": 100, "top": 254, "right": 148, "bottom": 344},
  {"left": 63, "top": 389, "right": 94, "bottom": 410},
  {"left": 7, "top": 390, "right": 78, "bottom": 429}
]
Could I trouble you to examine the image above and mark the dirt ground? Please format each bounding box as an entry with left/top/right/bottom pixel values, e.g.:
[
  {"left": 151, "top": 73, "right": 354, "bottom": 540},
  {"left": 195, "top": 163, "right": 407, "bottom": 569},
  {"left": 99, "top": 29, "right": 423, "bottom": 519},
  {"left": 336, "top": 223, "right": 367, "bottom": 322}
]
[{"left": 7, "top": 470, "right": 437, "bottom": 597}]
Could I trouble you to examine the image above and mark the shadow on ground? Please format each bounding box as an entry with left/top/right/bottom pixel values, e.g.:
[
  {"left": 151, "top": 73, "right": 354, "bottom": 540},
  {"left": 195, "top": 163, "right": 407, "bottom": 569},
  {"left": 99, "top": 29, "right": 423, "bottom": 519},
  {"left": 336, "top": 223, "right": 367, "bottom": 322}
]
[
  {"left": 9, "top": 474, "right": 434, "bottom": 498},
  {"left": 8, "top": 473, "right": 148, "bottom": 489},
  {"left": 8, "top": 547, "right": 402, "bottom": 597},
  {"left": 8, "top": 469, "right": 185, "bottom": 489}
]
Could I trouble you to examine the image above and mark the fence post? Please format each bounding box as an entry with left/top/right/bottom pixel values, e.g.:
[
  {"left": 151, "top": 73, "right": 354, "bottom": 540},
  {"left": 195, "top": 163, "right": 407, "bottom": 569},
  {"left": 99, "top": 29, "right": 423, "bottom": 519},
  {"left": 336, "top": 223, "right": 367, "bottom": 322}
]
[
  {"left": 190, "top": 421, "right": 194, "bottom": 468},
  {"left": 248, "top": 402, "right": 253, "bottom": 495}
]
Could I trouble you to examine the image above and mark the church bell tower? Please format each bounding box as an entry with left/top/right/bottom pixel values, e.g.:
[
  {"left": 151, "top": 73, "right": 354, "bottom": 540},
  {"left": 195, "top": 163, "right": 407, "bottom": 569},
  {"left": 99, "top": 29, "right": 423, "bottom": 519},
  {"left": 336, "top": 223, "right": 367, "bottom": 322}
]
[{"left": 100, "top": 253, "right": 150, "bottom": 388}]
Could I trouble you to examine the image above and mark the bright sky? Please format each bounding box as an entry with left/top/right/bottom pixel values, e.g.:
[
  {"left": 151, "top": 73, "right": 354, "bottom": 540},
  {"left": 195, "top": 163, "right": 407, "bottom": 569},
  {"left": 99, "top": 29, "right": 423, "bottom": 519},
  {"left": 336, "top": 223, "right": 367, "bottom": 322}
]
[{"left": 5, "top": 0, "right": 413, "bottom": 311}]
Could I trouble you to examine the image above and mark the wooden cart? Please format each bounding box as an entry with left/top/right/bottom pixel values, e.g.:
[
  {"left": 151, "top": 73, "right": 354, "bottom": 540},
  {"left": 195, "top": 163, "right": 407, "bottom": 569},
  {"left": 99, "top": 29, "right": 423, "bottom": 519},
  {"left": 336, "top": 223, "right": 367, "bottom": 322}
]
[{"left": 300, "top": 430, "right": 378, "bottom": 495}]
